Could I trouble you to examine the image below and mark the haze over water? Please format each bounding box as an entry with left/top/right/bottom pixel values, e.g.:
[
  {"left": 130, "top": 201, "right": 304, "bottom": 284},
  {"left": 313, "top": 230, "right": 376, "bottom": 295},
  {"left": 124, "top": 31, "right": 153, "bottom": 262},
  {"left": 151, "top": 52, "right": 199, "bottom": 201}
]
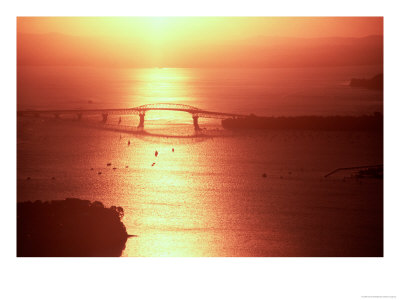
[
  {"left": 18, "top": 65, "right": 383, "bottom": 116},
  {"left": 17, "top": 65, "right": 383, "bottom": 256}
]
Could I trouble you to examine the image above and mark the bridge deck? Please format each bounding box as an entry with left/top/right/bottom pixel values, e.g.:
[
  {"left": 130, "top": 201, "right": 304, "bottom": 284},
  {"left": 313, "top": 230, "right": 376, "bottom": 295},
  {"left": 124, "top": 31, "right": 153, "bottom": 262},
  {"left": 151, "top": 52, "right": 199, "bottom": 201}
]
[{"left": 18, "top": 105, "right": 247, "bottom": 119}]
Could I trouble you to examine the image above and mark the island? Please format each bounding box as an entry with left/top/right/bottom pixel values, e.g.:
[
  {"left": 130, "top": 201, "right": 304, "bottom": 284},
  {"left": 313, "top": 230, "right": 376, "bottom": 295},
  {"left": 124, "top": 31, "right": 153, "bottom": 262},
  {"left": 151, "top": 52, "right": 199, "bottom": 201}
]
[{"left": 17, "top": 198, "right": 129, "bottom": 257}]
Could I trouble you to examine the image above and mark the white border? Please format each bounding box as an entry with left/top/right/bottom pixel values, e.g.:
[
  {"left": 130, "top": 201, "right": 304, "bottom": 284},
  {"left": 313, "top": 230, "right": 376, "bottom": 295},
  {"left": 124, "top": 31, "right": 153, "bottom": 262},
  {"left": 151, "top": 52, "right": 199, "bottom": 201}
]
[{"left": 2, "top": 1, "right": 399, "bottom": 299}]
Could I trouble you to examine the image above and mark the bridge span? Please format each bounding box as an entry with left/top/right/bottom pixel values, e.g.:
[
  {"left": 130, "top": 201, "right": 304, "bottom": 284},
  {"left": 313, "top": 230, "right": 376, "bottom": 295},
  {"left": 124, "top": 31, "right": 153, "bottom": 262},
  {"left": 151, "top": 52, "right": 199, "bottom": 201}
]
[{"left": 17, "top": 103, "right": 247, "bottom": 130}]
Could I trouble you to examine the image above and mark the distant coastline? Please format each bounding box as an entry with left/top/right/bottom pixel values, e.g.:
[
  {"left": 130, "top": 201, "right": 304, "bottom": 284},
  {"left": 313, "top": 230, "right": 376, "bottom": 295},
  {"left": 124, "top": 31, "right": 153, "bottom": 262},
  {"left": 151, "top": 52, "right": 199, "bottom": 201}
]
[
  {"left": 350, "top": 73, "right": 383, "bottom": 90},
  {"left": 221, "top": 113, "right": 383, "bottom": 131}
]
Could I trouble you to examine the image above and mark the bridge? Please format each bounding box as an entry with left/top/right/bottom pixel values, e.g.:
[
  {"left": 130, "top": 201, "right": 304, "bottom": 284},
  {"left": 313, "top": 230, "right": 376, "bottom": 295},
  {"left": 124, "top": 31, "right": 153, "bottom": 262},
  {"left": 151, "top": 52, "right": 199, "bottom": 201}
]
[{"left": 17, "top": 103, "right": 247, "bottom": 130}]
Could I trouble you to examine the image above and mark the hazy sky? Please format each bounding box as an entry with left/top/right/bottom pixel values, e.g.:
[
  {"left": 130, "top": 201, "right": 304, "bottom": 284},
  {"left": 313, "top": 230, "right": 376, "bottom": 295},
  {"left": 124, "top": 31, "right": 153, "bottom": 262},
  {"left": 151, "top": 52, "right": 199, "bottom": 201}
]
[
  {"left": 17, "top": 17, "right": 383, "bottom": 68},
  {"left": 17, "top": 17, "right": 383, "bottom": 40}
]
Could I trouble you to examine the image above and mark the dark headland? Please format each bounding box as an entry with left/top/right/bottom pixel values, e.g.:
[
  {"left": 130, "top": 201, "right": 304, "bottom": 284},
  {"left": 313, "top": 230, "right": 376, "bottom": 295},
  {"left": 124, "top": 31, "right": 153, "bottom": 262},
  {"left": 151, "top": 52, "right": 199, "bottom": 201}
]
[
  {"left": 17, "top": 198, "right": 129, "bottom": 257},
  {"left": 350, "top": 73, "right": 383, "bottom": 90},
  {"left": 221, "top": 113, "right": 383, "bottom": 131}
]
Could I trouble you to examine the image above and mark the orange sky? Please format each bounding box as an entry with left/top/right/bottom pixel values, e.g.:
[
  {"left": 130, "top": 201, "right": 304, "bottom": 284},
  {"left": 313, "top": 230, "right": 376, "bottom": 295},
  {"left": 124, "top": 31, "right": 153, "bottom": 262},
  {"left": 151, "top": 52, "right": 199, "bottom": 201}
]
[
  {"left": 18, "top": 17, "right": 382, "bottom": 39},
  {"left": 17, "top": 17, "right": 383, "bottom": 68}
]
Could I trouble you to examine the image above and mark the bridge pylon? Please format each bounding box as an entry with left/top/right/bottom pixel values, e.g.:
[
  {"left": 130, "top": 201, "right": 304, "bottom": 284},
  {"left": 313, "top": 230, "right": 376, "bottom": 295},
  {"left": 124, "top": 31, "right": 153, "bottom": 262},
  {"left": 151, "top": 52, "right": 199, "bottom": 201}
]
[
  {"left": 192, "top": 115, "right": 200, "bottom": 131},
  {"left": 102, "top": 113, "right": 108, "bottom": 123},
  {"left": 138, "top": 112, "right": 145, "bottom": 129}
]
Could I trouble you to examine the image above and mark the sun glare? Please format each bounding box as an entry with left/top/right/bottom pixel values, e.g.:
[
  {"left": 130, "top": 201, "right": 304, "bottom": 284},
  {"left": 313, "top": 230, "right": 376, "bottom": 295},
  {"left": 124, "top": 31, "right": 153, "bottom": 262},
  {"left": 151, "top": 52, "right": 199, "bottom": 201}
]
[{"left": 132, "top": 68, "right": 194, "bottom": 105}]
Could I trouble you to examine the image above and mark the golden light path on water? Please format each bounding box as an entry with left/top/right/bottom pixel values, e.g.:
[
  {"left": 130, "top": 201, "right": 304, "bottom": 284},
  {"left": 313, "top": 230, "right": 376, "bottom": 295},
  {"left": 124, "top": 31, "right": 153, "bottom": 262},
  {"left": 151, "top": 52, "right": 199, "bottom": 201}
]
[
  {"left": 130, "top": 68, "right": 196, "bottom": 107},
  {"left": 122, "top": 141, "right": 216, "bottom": 257},
  {"left": 119, "top": 67, "right": 218, "bottom": 256}
]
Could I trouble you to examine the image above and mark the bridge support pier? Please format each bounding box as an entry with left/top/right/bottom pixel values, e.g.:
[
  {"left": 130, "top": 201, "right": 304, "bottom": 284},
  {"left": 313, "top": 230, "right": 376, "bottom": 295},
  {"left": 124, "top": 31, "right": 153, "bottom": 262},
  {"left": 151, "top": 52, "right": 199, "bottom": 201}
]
[
  {"left": 193, "top": 115, "right": 200, "bottom": 131},
  {"left": 102, "top": 113, "right": 108, "bottom": 123},
  {"left": 138, "top": 112, "right": 145, "bottom": 129}
]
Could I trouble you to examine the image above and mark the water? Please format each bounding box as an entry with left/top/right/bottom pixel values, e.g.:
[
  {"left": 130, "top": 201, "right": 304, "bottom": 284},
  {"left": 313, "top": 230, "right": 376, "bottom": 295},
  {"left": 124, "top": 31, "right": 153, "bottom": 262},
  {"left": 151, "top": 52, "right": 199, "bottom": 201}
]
[
  {"left": 17, "top": 65, "right": 383, "bottom": 116},
  {"left": 17, "top": 66, "right": 383, "bottom": 256}
]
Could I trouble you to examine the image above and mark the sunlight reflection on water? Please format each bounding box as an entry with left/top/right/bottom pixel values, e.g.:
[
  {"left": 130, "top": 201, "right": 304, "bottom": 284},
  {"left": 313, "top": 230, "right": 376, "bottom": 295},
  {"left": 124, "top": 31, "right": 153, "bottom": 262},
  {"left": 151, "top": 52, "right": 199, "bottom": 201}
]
[
  {"left": 129, "top": 68, "right": 196, "bottom": 106},
  {"left": 17, "top": 66, "right": 383, "bottom": 256}
]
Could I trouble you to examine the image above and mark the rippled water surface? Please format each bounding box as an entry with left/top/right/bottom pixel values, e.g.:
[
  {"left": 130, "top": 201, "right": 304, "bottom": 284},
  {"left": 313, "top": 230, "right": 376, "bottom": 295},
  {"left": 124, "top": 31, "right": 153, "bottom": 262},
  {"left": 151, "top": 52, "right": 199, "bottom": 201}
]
[{"left": 17, "top": 66, "right": 383, "bottom": 256}]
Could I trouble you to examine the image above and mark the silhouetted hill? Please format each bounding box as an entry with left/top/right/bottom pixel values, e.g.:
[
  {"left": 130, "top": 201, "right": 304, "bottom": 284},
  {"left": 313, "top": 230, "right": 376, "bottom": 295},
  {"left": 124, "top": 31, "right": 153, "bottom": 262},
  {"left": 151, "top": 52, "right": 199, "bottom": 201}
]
[
  {"left": 17, "top": 198, "right": 129, "bottom": 257},
  {"left": 350, "top": 73, "right": 383, "bottom": 90},
  {"left": 221, "top": 113, "right": 383, "bottom": 131},
  {"left": 17, "top": 33, "right": 383, "bottom": 68}
]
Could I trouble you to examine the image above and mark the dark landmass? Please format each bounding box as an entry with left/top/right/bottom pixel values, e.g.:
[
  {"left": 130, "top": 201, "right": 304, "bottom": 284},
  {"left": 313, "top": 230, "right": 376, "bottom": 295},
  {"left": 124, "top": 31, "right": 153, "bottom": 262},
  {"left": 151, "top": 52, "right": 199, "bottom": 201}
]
[
  {"left": 221, "top": 113, "right": 383, "bottom": 131},
  {"left": 17, "top": 198, "right": 128, "bottom": 257},
  {"left": 325, "top": 164, "right": 383, "bottom": 179},
  {"left": 355, "top": 165, "right": 383, "bottom": 179},
  {"left": 350, "top": 73, "right": 383, "bottom": 90}
]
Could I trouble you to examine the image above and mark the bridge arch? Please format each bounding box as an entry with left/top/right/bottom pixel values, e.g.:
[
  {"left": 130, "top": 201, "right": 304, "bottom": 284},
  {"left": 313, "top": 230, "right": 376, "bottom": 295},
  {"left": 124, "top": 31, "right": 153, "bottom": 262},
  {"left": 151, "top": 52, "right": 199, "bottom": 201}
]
[
  {"left": 134, "top": 103, "right": 200, "bottom": 112},
  {"left": 133, "top": 103, "right": 201, "bottom": 130}
]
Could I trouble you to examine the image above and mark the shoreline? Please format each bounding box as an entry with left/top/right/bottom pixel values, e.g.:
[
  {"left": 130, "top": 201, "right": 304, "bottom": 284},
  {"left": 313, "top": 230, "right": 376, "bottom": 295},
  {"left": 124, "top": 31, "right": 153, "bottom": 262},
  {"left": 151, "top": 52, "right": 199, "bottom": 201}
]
[{"left": 221, "top": 113, "right": 383, "bottom": 131}]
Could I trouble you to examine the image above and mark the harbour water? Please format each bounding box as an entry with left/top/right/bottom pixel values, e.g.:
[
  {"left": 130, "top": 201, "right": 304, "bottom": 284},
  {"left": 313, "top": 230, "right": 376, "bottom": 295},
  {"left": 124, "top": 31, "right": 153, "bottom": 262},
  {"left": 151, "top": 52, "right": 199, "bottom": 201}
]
[{"left": 17, "top": 66, "right": 383, "bottom": 256}]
